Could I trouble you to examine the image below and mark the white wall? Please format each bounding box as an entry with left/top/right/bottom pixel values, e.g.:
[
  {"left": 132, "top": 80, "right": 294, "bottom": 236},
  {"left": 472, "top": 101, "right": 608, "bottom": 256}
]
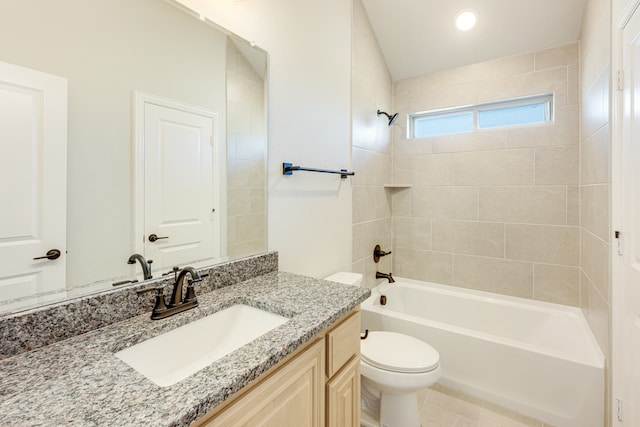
[{"left": 177, "top": 0, "right": 354, "bottom": 278}]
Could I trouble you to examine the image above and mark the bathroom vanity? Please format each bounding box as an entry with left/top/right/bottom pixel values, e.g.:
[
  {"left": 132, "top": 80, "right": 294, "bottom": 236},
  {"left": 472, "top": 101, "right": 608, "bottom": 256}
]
[
  {"left": 0, "top": 269, "right": 369, "bottom": 426},
  {"left": 195, "top": 309, "right": 361, "bottom": 426}
]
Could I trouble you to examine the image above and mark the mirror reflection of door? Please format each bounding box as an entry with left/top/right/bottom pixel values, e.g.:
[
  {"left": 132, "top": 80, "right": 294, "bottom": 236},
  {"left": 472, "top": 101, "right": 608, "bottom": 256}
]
[
  {"left": 0, "top": 61, "right": 67, "bottom": 302},
  {"left": 135, "top": 93, "right": 222, "bottom": 273}
]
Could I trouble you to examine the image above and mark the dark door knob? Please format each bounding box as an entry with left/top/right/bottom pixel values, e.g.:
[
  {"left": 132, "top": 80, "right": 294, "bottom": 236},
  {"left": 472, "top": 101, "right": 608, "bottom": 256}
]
[
  {"left": 148, "top": 234, "right": 169, "bottom": 243},
  {"left": 33, "top": 249, "right": 61, "bottom": 260}
]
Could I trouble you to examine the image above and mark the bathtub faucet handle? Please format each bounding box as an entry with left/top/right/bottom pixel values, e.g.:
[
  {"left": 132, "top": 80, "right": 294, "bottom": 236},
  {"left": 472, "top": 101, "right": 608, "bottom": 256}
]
[{"left": 373, "top": 244, "right": 392, "bottom": 263}]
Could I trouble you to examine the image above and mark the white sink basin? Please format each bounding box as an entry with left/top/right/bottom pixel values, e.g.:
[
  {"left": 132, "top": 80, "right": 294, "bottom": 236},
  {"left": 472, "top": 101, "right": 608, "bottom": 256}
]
[{"left": 115, "top": 304, "right": 289, "bottom": 387}]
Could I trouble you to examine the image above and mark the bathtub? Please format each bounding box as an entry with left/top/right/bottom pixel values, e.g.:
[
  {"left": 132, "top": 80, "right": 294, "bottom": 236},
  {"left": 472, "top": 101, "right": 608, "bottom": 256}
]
[{"left": 360, "top": 278, "right": 604, "bottom": 427}]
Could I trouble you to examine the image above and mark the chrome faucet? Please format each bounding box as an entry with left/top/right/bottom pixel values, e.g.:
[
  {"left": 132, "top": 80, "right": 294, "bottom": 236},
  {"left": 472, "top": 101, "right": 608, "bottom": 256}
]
[
  {"left": 376, "top": 271, "right": 395, "bottom": 283},
  {"left": 127, "top": 254, "right": 153, "bottom": 280}
]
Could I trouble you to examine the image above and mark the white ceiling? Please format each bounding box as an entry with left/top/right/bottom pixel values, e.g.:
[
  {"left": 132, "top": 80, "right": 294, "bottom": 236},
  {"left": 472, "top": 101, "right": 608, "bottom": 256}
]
[{"left": 361, "top": 0, "right": 587, "bottom": 81}]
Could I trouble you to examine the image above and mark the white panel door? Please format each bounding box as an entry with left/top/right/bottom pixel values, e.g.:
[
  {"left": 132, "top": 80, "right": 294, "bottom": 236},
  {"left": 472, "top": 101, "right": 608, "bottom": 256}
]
[
  {"left": 143, "top": 100, "right": 220, "bottom": 271},
  {"left": 620, "top": 9, "right": 640, "bottom": 426},
  {"left": 0, "top": 61, "right": 67, "bottom": 302}
]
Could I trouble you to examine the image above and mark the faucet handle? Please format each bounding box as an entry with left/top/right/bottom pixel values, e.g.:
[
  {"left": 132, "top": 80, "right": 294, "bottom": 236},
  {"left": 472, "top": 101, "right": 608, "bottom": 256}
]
[
  {"left": 184, "top": 284, "right": 198, "bottom": 303},
  {"left": 137, "top": 286, "right": 168, "bottom": 315},
  {"left": 136, "top": 285, "right": 164, "bottom": 296},
  {"left": 373, "top": 244, "right": 392, "bottom": 263}
]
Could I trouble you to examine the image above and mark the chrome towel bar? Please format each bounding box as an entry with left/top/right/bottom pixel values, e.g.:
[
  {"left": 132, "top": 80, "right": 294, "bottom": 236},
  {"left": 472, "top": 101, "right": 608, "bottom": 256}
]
[{"left": 282, "top": 162, "right": 355, "bottom": 179}]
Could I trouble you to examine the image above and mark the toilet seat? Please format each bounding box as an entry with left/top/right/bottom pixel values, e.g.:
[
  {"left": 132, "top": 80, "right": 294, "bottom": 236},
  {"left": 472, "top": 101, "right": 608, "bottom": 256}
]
[{"left": 361, "top": 331, "right": 439, "bottom": 373}]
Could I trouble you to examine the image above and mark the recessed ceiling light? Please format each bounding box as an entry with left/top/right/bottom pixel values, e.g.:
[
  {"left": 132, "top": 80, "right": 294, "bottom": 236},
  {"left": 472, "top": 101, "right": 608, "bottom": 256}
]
[{"left": 455, "top": 9, "right": 478, "bottom": 31}]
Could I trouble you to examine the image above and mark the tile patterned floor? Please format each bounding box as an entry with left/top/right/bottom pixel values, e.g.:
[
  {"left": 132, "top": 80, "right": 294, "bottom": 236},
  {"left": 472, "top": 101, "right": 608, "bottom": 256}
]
[{"left": 416, "top": 383, "right": 553, "bottom": 427}]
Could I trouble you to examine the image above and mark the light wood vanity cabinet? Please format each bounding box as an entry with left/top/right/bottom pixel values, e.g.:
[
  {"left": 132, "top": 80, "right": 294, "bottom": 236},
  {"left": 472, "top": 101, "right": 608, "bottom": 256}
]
[{"left": 194, "top": 309, "right": 361, "bottom": 427}]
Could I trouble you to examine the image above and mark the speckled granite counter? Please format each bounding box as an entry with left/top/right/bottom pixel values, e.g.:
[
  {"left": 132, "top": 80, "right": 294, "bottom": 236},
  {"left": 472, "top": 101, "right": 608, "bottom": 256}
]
[{"left": 0, "top": 272, "right": 370, "bottom": 426}]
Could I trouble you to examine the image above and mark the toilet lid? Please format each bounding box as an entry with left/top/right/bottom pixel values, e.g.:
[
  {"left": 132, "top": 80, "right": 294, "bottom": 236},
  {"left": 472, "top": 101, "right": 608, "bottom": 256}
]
[{"left": 360, "top": 331, "right": 439, "bottom": 373}]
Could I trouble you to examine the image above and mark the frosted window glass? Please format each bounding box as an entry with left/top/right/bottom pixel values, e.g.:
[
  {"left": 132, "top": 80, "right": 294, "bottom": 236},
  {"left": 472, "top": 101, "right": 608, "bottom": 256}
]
[
  {"left": 409, "top": 94, "right": 552, "bottom": 139},
  {"left": 478, "top": 101, "right": 548, "bottom": 129},
  {"left": 414, "top": 111, "right": 473, "bottom": 137}
]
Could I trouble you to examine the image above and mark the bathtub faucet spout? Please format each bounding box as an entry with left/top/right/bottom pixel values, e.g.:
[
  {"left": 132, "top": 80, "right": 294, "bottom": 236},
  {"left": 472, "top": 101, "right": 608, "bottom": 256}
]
[{"left": 376, "top": 271, "right": 395, "bottom": 283}]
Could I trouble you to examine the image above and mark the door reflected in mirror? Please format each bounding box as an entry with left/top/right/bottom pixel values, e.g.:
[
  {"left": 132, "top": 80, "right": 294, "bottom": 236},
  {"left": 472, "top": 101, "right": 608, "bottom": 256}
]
[{"left": 0, "top": 0, "right": 268, "bottom": 313}]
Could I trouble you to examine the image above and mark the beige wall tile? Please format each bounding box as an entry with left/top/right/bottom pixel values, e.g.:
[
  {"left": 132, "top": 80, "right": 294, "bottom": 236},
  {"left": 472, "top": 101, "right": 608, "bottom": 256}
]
[
  {"left": 371, "top": 252, "right": 394, "bottom": 286},
  {"left": 535, "top": 146, "right": 579, "bottom": 185},
  {"left": 354, "top": 251, "right": 394, "bottom": 289},
  {"left": 534, "top": 43, "right": 579, "bottom": 70},
  {"left": 352, "top": 104, "right": 392, "bottom": 155},
  {"left": 580, "top": 271, "right": 610, "bottom": 361},
  {"left": 394, "top": 132, "right": 434, "bottom": 157},
  {"left": 506, "top": 105, "right": 579, "bottom": 149},
  {"left": 394, "top": 53, "right": 534, "bottom": 95},
  {"left": 567, "top": 186, "right": 580, "bottom": 226},
  {"left": 581, "top": 68, "right": 609, "bottom": 141},
  {"left": 580, "top": 124, "right": 610, "bottom": 185},
  {"left": 454, "top": 255, "right": 533, "bottom": 298},
  {"left": 391, "top": 187, "right": 411, "bottom": 216},
  {"left": 393, "top": 248, "right": 453, "bottom": 284},
  {"left": 394, "top": 153, "right": 456, "bottom": 186},
  {"left": 352, "top": 218, "right": 391, "bottom": 263},
  {"left": 454, "top": 149, "right": 534, "bottom": 186},
  {"left": 580, "top": 4, "right": 610, "bottom": 93},
  {"left": 579, "top": 0, "right": 611, "bottom": 418},
  {"left": 393, "top": 217, "right": 432, "bottom": 251},
  {"left": 581, "top": 229, "right": 610, "bottom": 302},
  {"left": 431, "top": 130, "right": 507, "bottom": 154},
  {"left": 234, "top": 214, "right": 266, "bottom": 242},
  {"left": 390, "top": 40, "right": 585, "bottom": 305},
  {"left": 533, "top": 264, "right": 580, "bottom": 306},
  {"left": 432, "top": 220, "right": 505, "bottom": 257},
  {"left": 479, "top": 186, "right": 567, "bottom": 225},
  {"left": 580, "top": 184, "right": 610, "bottom": 241},
  {"left": 352, "top": 186, "right": 390, "bottom": 224},
  {"left": 228, "top": 187, "right": 265, "bottom": 216},
  {"left": 227, "top": 158, "right": 265, "bottom": 188},
  {"left": 411, "top": 187, "right": 479, "bottom": 220},
  {"left": 475, "top": 68, "right": 569, "bottom": 106},
  {"left": 409, "top": 83, "right": 483, "bottom": 113},
  {"left": 568, "top": 64, "right": 580, "bottom": 105},
  {"left": 352, "top": 147, "right": 392, "bottom": 186},
  {"left": 506, "top": 224, "right": 579, "bottom": 265},
  {"left": 228, "top": 236, "right": 267, "bottom": 259}
]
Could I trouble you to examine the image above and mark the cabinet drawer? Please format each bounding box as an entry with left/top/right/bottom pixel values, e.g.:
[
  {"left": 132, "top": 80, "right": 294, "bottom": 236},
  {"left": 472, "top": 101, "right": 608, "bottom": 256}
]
[{"left": 326, "top": 311, "right": 360, "bottom": 378}]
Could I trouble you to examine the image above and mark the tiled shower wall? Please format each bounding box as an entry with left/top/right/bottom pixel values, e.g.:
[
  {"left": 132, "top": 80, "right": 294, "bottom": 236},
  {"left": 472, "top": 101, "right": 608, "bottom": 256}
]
[
  {"left": 390, "top": 44, "right": 581, "bottom": 305},
  {"left": 351, "top": 0, "right": 394, "bottom": 288},
  {"left": 226, "top": 39, "right": 268, "bottom": 259},
  {"left": 579, "top": 0, "right": 611, "bottom": 422}
]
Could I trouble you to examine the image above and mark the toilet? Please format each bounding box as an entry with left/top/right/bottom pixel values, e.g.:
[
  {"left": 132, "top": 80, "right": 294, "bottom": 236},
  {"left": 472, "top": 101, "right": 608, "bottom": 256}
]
[{"left": 325, "top": 272, "right": 441, "bottom": 427}]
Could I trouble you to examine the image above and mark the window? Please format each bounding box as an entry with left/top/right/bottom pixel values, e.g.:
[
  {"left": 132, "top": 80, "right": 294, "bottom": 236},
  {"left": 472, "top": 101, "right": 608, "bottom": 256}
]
[{"left": 410, "top": 94, "right": 552, "bottom": 138}]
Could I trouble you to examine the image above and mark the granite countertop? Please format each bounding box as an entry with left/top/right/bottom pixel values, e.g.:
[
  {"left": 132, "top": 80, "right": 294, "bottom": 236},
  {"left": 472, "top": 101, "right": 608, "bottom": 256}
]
[{"left": 0, "top": 272, "right": 370, "bottom": 427}]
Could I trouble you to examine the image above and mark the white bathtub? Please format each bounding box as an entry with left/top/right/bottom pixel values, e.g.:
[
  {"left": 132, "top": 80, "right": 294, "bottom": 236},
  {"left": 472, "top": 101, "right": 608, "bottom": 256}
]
[{"left": 360, "top": 278, "right": 604, "bottom": 427}]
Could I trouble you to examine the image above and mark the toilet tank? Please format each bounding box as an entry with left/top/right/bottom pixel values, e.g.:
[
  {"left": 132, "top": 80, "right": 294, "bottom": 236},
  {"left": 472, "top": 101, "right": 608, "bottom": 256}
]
[{"left": 325, "top": 272, "right": 363, "bottom": 286}]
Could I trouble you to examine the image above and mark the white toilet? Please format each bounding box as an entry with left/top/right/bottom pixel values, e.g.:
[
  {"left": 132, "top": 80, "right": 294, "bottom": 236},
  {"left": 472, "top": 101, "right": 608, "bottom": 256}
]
[{"left": 325, "top": 272, "right": 441, "bottom": 427}]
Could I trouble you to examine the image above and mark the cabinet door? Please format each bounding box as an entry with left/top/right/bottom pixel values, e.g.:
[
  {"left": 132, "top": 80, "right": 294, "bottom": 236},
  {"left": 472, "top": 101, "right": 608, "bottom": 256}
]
[
  {"left": 205, "top": 339, "right": 324, "bottom": 427},
  {"left": 326, "top": 312, "right": 360, "bottom": 378},
  {"left": 327, "top": 357, "right": 360, "bottom": 427}
]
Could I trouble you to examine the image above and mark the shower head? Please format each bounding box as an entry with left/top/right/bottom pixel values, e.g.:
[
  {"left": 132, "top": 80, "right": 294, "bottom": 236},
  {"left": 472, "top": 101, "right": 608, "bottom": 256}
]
[{"left": 377, "top": 110, "right": 399, "bottom": 126}]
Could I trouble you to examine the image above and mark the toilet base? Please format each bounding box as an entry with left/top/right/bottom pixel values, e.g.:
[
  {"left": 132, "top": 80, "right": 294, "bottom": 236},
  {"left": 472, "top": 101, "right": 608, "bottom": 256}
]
[
  {"left": 361, "top": 376, "right": 422, "bottom": 427},
  {"left": 379, "top": 392, "right": 420, "bottom": 427}
]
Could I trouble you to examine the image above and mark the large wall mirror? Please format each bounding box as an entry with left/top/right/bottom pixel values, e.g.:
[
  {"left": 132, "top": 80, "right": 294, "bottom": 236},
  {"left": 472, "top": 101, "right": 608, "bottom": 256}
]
[{"left": 0, "top": 0, "right": 268, "bottom": 314}]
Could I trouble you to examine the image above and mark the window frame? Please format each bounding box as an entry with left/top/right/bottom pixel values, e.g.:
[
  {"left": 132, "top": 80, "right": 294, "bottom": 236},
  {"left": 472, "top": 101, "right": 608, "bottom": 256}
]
[{"left": 409, "top": 93, "right": 554, "bottom": 139}]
